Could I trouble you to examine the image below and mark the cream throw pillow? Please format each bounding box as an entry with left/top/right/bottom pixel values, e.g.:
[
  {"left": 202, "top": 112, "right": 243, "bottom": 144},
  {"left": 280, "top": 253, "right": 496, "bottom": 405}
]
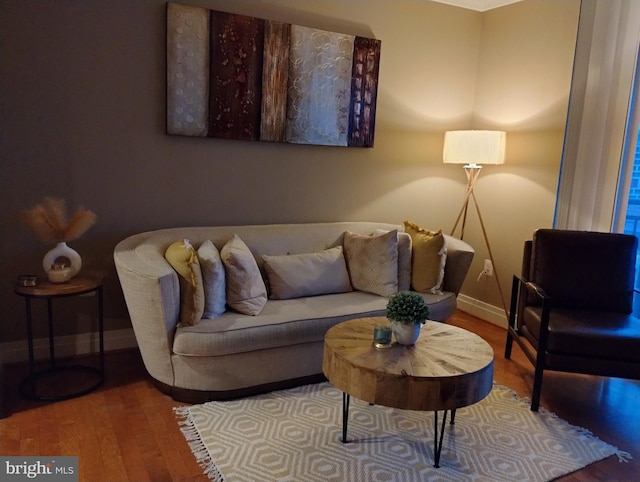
[
  {"left": 404, "top": 221, "right": 447, "bottom": 294},
  {"left": 165, "top": 239, "right": 205, "bottom": 326},
  {"left": 197, "top": 240, "right": 226, "bottom": 317},
  {"left": 220, "top": 234, "right": 267, "bottom": 315},
  {"left": 263, "top": 246, "right": 352, "bottom": 300},
  {"left": 374, "top": 229, "right": 412, "bottom": 292},
  {"left": 343, "top": 230, "right": 399, "bottom": 297}
]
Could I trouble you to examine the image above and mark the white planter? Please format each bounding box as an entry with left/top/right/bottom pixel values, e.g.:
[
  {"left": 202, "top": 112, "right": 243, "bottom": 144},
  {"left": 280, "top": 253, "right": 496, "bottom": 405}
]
[{"left": 391, "top": 321, "right": 422, "bottom": 345}]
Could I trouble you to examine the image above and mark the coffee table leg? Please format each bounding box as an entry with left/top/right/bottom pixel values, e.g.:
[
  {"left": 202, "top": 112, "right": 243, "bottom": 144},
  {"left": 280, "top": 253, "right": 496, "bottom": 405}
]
[
  {"left": 433, "top": 410, "right": 449, "bottom": 468},
  {"left": 341, "top": 392, "right": 350, "bottom": 443}
]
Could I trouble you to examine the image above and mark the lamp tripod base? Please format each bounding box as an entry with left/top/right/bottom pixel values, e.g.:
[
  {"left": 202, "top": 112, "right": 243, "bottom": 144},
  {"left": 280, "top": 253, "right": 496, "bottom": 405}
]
[{"left": 450, "top": 166, "right": 509, "bottom": 321}]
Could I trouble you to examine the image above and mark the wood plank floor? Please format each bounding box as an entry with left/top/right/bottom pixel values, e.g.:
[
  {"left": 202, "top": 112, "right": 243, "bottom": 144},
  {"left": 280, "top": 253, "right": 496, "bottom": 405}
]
[{"left": 1, "top": 310, "right": 638, "bottom": 481}]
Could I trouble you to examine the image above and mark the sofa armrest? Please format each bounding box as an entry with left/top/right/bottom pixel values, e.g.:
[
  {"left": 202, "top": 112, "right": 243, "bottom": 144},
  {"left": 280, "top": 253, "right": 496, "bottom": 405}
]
[
  {"left": 114, "top": 237, "right": 180, "bottom": 387},
  {"left": 442, "top": 234, "right": 474, "bottom": 295}
]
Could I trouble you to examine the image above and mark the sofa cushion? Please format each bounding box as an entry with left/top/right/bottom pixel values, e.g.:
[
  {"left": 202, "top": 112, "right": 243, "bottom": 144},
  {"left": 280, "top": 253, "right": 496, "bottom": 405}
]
[
  {"left": 343, "top": 230, "right": 399, "bottom": 297},
  {"left": 220, "top": 234, "right": 267, "bottom": 316},
  {"left": 263, "top": 246, "right": 352, "bottom": 300},
  {"left": 165, "top": 239, "right": 205, "bottom": 326},
  {"left": 522, "top": 306, "right": 640, "bottom": 363},
  {"left": 404, "top": 221, "right": 447, "bottom": 294},
  {"left": 173, "top": 290, "right": 456, "bottom": 357},
  {"left": 197, "top": 240, "right": 226, "bottom": 317}
]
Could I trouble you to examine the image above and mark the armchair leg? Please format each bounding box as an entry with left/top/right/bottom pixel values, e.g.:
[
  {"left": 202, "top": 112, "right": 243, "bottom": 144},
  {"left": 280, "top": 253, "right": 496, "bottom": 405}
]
[
  {"left": 531, "top": 361, "right": 544, "bottom": 412},
  {"left": 505, "top": 275, "right": 520, "bottom": 360},
  {"left": 505, "top": 332, "right": 513, "bottom": 359}
]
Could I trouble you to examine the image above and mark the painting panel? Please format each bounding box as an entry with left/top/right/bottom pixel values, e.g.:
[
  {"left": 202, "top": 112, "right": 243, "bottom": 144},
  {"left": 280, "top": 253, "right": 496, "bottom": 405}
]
[
  {"left": 349, "top": 37, "right": 381, "bottom": 147},
  {"left": 260, "top": 21, "right": 291, "bottom": 142},
  {"left": 286, "top": 26, "right": 354, "bottom": 146},
  {"left": 166, "top": 4, "right": 210, "bottom": 136},
  {"left": 208, "top": 11, "right": 264, "bottom": 141}
]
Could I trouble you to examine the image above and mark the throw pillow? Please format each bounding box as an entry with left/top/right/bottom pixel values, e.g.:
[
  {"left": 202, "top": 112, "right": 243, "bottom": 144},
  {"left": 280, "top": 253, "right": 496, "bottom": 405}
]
[
  {"left": 263, "top": 246, "right": 352, "bottom": 300},
  {"left": 374, "top": 229, "right": 412, "bottom": 292},
  {"left": 165, "top": 239, "right": 205, "bottom": 326},
  {"left": 403, "top": 221, "right": 447, "bottom": 294},
  {"left": 197, "top": 240, "right": 226, "bottom": 317},
  {"left": 343, "top": 230, "right": 399, "bottom": 297},
  {"left": 220, "top": 234, "right": 267, "bottom": 315}
]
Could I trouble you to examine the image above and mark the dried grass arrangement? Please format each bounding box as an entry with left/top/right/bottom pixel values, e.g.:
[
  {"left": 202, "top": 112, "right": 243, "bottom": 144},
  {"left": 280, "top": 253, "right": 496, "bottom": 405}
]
[{"left": 23, "top": 197, "right": 96, "bottom": 244}]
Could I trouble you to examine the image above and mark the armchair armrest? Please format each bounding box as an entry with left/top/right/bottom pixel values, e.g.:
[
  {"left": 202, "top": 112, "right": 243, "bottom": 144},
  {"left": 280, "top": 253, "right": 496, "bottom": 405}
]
[
  {"left": 508, "top": 274, "right": 552, "bottom": 362},
  {"left": 522, "top": 279, "right": 548, "bottom": 301}
]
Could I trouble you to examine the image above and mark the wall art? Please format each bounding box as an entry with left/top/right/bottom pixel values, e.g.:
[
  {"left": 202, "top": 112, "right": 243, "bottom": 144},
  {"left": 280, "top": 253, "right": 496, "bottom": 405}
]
[{"left": 166, "top": 3, "right": 381, "bottom": 147}]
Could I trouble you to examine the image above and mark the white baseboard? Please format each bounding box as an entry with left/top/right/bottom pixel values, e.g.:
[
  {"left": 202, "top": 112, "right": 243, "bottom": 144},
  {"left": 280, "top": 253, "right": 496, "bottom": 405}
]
[
  {"left": 0, "top": 328, "right": 138, "bottom": 366},
  {"left": 457, "top": 294, "right": 508, "bottom": 329}
]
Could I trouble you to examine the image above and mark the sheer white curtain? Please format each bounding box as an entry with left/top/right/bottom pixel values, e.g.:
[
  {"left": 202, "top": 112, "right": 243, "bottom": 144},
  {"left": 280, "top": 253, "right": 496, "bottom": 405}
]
[{"left": 554, "top": 0, "right": 640, "bottom": 232}]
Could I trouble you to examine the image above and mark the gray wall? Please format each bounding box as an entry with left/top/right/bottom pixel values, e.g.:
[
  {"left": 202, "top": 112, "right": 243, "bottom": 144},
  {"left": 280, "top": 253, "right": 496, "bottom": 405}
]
[{"left": 0, "top": 0, "right": 579, "bottom": 347}]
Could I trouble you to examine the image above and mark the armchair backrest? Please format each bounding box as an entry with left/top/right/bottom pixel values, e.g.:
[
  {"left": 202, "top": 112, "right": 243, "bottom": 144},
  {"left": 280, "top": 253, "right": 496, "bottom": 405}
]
[{"left": 529, "top": 229, "right": 637, "bottom": 313}]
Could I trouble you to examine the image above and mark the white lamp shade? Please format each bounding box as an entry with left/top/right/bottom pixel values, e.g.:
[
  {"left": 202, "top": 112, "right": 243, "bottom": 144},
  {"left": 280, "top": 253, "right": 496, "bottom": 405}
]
[{"left": 443, "top": 130, "right": 506, "bottom": 166}]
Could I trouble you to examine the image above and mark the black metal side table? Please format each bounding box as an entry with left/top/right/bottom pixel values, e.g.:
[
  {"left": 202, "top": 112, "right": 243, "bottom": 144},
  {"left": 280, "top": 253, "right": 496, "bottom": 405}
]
[{"left": 14, "top": 272, "right": 105, "bottom": 401}]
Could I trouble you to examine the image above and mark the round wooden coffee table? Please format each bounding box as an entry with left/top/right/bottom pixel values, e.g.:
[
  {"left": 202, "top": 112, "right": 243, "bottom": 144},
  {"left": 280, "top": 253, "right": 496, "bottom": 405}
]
[{"left": 322, "top": 316, "right": 494, "bottom": 467}]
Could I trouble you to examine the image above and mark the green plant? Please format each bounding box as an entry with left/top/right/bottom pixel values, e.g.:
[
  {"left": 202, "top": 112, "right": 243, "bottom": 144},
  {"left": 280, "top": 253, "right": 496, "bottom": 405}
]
[{"left": 385, "top": 291, "right": 430, "bottom": 324}]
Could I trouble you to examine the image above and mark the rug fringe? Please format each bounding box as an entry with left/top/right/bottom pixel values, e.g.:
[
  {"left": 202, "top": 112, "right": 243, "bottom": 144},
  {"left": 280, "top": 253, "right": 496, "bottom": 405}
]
[
  {"left": 615, "top": 450, "right": 633, "bottom": 463},
  {"left": 174, "top": 406, "right": 225, "bottom": 482},
  {"left": 494, "top": 384, "right": 633, "bottom": 464}
]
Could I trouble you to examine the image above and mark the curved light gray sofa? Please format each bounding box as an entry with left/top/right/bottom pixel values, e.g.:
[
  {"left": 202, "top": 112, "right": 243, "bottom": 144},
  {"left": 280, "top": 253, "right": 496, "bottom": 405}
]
[{"left": 114, "top": 222, "right": 474, "bottom": 402}]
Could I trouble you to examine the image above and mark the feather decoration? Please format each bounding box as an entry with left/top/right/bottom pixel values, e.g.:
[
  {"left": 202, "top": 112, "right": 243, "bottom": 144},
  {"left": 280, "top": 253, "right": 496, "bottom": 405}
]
[
  {"left": 63, "top": 207, "right": 97, "bottom": 242},
  {"left": 23, "top": 197, "right": 96, "bottom": 244}
]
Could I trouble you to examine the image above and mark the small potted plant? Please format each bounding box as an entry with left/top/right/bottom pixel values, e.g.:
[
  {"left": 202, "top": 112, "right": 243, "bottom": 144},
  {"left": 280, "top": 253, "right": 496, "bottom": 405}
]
[{"left": 385, "top": 291, "right": 430, "bottom": 345}]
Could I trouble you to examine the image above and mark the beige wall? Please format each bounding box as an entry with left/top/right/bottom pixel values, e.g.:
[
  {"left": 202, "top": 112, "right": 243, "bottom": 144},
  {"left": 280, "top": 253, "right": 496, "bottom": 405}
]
[
  {"left": 0, "top": 0, "right": 579, "bottom": 346},
  {"left": 462, "top": 0, "right": 581, "bottom": 313}
]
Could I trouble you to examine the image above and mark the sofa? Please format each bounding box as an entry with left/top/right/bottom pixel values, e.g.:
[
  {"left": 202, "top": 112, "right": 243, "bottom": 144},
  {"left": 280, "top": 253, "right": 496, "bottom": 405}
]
[{"left": 114, "top": 221, "right": 474, "bottom": 402}]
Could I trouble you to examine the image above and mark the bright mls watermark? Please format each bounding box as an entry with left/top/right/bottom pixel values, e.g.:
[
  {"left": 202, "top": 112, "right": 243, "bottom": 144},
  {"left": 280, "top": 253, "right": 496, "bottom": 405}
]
[{"left": 1, "top": 457, "right": 78, "bottom": 481}]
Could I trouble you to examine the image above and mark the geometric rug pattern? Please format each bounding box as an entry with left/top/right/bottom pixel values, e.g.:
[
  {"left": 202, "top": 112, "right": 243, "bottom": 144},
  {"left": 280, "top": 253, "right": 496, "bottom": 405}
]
[{"left": 175, "top": 382, "right": 630, "bottom": 482}]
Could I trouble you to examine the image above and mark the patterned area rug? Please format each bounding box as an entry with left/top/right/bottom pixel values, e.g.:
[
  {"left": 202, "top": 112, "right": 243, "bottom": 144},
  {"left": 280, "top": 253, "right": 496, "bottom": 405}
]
[{"left": 175, "top": 382, "right": 629, "bottom": 481}]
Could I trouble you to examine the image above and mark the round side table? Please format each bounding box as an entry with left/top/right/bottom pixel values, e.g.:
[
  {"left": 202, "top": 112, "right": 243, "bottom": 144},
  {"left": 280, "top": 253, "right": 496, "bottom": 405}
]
[{"left": 14, "top": 272, "right": 105, "bottom": 401}]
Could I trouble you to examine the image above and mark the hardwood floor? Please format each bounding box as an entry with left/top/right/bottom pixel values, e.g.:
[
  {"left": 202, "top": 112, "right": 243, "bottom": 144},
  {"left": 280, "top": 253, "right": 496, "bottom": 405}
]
[{"left": 1, "top": 310, "right": 638, "bottom": 481}]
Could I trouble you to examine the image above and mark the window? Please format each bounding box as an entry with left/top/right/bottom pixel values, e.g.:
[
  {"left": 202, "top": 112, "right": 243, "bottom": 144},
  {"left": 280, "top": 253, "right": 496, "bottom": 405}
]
[
  {"left": 616, "top": 43, "right": 640, "bottom": 312},
  {"left": 555, "top": 1, "right": 640, "bottom": 233}
]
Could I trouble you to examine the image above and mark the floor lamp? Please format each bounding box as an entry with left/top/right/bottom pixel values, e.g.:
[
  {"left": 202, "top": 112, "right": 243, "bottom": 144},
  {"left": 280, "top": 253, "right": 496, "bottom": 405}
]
[{"left": 443, "top": 130, "right": 509, "bottom": 319}]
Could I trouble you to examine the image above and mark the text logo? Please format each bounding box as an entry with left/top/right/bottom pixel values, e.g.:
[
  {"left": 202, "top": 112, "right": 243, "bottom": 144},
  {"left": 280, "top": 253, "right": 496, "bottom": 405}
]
[{"left": 1, "top": 457, "right": 78, "bottom": 481}]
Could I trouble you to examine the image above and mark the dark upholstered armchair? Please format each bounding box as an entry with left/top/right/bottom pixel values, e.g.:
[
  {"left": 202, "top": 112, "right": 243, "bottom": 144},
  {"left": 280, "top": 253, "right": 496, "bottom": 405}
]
[{"left": 505, "top": 228, "right": 640, "bottom": 411}]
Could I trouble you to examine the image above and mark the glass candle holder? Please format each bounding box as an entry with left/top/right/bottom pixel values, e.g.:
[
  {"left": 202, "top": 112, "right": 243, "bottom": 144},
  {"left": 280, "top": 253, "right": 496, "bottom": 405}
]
[{"left": 373, "top": 325, "right": 393, "bottom": 349}]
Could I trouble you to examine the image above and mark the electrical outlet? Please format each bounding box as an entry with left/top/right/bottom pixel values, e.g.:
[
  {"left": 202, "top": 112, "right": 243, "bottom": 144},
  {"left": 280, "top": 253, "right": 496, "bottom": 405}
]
[{"left": 483, "top": 259, "right": 493, "bottom": 276}]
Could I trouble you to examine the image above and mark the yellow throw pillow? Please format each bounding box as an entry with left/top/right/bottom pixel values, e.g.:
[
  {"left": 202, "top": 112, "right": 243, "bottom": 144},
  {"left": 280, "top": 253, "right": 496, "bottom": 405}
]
[
  {"left": 403, "top": 221, "right": 447, "bottom": 294},
  {"left": 165, "top": 239, "right": 205, "bottom": 326}
]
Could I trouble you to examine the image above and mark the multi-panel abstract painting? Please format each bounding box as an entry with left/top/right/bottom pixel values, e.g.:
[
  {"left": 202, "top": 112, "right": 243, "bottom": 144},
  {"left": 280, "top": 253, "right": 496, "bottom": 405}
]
[{"left": 166, "top": 3, "right": 381, "bottom": 147}]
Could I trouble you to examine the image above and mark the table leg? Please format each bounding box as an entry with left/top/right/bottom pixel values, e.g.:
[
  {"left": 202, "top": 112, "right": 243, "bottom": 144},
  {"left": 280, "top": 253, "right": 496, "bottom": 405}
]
[
  {"left": 433, "top": 410, "right": 449, "bottom": 468},
  {"left": 98, "top": 285, "right": 105, "bottom": 378},
  {"left": 47, "top": 298, "right": 55, "bottom": 369},
  {"left": 341, "top": 392, "right": 350, "bottom": 443},
  {"left": 24, "top": 298, "right": 36, "bottom": 397}
]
